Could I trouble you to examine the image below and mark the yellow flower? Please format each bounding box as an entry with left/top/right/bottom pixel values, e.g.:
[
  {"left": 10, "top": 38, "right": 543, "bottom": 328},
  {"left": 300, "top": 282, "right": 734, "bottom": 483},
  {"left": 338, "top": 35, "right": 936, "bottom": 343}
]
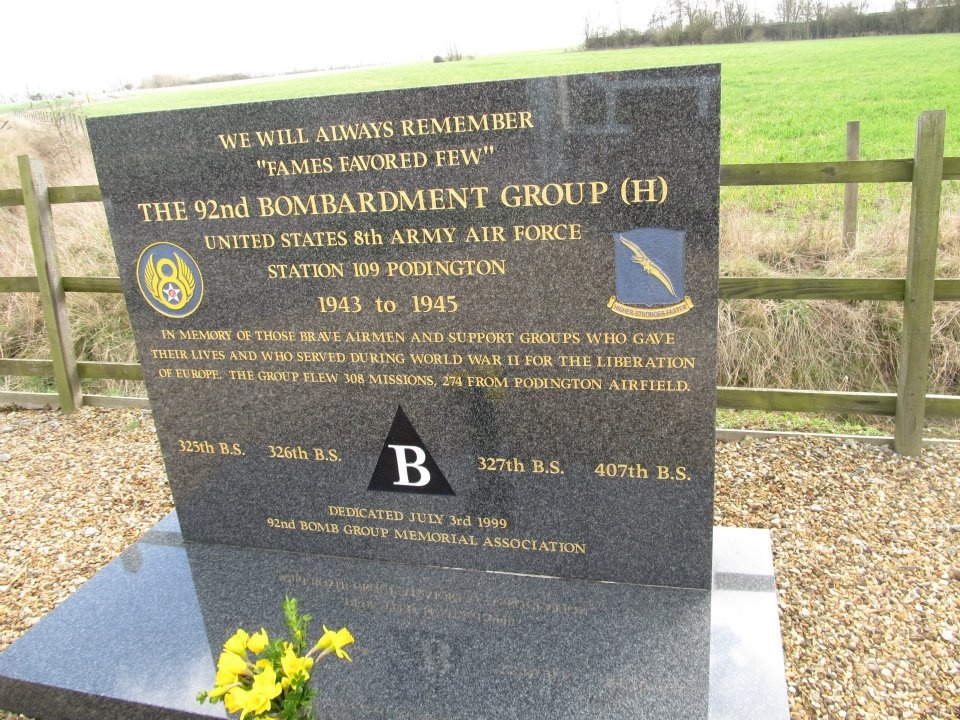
[
  {"left": 315, "top": 626, "right": 355, "bottom": 661},
  {"left": 224, "top": 628, "right": 250, "bottom": 656},
  {"left": 247, "top": 628, "right": 269, "bottom": 654},
  {"left": 238, "top": 666, "right": 283, "bottom": 719},
  {"left": 207, "top": 682, "right": 237, "bottom": 700},
  {"left": 224, "top": 687, "right": 248, "bottom": 714},
  {"left": 215, "top": 650, "right": 249, "bottom": 686},
  {"left": 280, "top": 642, "right": 314, "bottom": 681}
]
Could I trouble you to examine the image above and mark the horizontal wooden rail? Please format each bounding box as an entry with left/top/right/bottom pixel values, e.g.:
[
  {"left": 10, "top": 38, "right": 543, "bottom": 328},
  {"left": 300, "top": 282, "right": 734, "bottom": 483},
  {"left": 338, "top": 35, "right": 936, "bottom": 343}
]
[
  {"left": 0, "top": 387, "right": 960, "bottom": 418},
  {"left": 927, "top": 395, "right": 960, "bottom": 417},
  {"left": 719, "top": 387, "right": 960, "bottom": 418},
  {"left": 719, "top": 387, "right": 897, "bottom": 415},
  {"left": 722, "top": 160, "right": 913, "bottom": 185},
  {"left": 9, "top": 275, "right": 959, "bottom": 301},
  {"left": 3, "top": 386, "right": 955, "bottom": 418},
  {"left": 719, "top": 277, "right": 960, "bottom": 301},
  {"left": 77, "top": 361, "right": 143, "bottom": 381},
  {"left": 48, "top": 185, "right": 102, "bottom": 203},
  {"left": 62, "top": 276, "right": 123, "bottom": 293},
  {"left": 720, "top": 157, "right": 959, "bottom": 185},
  {"left": 0, "top": 390, "right": 64, "bottom": 408},
  {"left": 0, "top": 358, "right": 142, "bottom": 380},
  {"left": 721, "top": 277, "right": 906, "bottom": 300},
  {"left": 942, "top": 156, "right": 960, "bottom": 180},
  {"left": 0, "top": 390, "right": 147, "bottom": 410},
  {"left": 0, "top": 159, "right": 957, "bottom": 210},
  {"left": 928, "top": 279, "right": 960, "bottom": 301},
  {"left": 0, "top": 275, "right": 121, "bottom": 293},
  {"left": 0, "top": 276, "right": 40, "bottom": 292},
  {"left": 0, "top": 184, "right": 102, "bottom": 206},
  {"left": 81, "top": 394, "right": 150, "bottom": 409},
  {"left": 0, "top": 358, "right": 52, "bottom": 377},
  {"left": 0, "top": 188, "right": 24, "bottom": 207},
  {"left": 720, "top": 158, "right": 958, "bottom": 185},
  {"left": 0, "top": 389, "right": 147, "bottom": 410}
]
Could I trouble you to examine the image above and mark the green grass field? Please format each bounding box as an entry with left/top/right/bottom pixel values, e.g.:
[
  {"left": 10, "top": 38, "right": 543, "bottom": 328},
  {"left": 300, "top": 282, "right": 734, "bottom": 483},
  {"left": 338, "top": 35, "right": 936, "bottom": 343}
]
[{"left": 80, "top": 35, "right": 960, "bottom": 163}]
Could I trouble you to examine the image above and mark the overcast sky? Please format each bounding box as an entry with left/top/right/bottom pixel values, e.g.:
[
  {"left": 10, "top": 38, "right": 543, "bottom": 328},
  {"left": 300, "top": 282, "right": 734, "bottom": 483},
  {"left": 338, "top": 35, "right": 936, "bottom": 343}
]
[{"left": 2, "top": 0, "right": 890, "bottom": 100}]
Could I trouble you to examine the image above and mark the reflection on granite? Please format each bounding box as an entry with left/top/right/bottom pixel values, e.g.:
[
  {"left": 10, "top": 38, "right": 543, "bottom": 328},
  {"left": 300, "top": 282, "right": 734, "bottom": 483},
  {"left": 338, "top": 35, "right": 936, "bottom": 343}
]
[
  {"left": 186, "top": 544, "right": 710, "bottom": 720},
  {"left": 0, "top": 515, "right": 786, "bottom": 720},
  {"left": 0, "top": 512, "right": 222, "bottom": 720}
]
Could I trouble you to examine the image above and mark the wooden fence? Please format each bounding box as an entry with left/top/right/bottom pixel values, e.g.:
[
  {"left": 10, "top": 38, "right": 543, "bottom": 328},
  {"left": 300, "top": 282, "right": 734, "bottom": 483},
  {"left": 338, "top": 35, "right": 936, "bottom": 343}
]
[
  {"left": 10, "top": 107, "right": 88, "bottom": 136},
  {"left": 1, "top": 110, "right": 958, "bottom": 454}
]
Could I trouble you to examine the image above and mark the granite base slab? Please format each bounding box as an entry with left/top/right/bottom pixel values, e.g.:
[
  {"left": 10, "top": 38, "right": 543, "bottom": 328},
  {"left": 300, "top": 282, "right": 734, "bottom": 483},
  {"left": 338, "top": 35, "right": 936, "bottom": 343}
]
[{"left": 0, "top": 516, "right": 788, "bottom": 720}]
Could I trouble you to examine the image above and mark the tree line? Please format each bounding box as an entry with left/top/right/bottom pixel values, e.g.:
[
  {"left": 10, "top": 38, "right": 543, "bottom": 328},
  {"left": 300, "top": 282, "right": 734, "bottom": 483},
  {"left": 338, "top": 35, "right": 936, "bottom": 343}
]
[{"left": 583, "top": 0, "right": 960, "bottom": 48}]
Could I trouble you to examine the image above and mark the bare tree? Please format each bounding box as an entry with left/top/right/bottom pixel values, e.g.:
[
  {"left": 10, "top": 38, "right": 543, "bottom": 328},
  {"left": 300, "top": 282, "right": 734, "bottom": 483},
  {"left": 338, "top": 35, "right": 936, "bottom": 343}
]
[
  {"left": 684, "top": 0, "right": 719, "bottom": 41},
  {"left": 776, "top": 0, "right": 798, "bottom": 23},
  {"left": 808, "top": 0, "right": 829, "bottom": 37},
  {"left": 669, "top": 0, "right": 687, "bottom": 28},
  {"left": 720, "top": 0, "right": 750, "bottom": 41},
  {"left": 649, "top": 9, "right": 668, "bottom": 29},
  {"left": 777, "top": 0, "right": 807, "bottom": 37}
]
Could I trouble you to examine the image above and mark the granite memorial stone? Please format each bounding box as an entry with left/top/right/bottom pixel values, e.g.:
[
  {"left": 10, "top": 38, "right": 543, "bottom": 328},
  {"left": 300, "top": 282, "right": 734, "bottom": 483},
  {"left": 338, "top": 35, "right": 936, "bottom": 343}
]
[
  {"left": 85, "top": 66, "right": 721, "bottom": 588},
  {"left": 0, "top": 66, "right": 791, "bottom": 720}
]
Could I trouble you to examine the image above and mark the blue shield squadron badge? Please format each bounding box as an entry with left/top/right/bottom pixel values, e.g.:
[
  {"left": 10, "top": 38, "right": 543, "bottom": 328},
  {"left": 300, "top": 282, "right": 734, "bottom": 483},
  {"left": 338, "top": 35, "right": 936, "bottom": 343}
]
[
  {"left": 608, "top": 228, "right": 693, "bottom": 320},
  {"left": 136, "top": 242, "right": 204, "bottom": 318}
]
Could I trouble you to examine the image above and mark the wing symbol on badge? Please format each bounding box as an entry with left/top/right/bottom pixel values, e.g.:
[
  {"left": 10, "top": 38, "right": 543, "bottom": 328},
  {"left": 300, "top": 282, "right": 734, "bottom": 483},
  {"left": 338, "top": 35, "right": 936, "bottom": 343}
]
[
  {"left": 144, "top": 252, "right": 195, "bottom": 311},
  {"left": 618, "top": 235, "right": 678, "bottom": 298}
]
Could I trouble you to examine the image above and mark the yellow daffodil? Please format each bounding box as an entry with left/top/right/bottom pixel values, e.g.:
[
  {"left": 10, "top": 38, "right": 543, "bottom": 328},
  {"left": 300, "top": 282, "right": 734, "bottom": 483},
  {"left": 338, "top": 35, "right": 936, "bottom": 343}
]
[
  {"left": 314, "top": 626, "right": 355, "bottom": 661},
  {"left": 224, "top": 687, "right": 248, "bottom": 714},
  {"left": 215, "top": 651, "right": 250, "bottom": 686},
  {"left": 238, "top": 666, "right": 283, "bottom": 720},
  {"left": 280, "top": 642, "right": 315, "bottom": 681},
  {"left": 247, "top": 628, "right": 269, "bottom": 654},
  {"left": 198, "top": 599, "right": 357, "bottom": 719},
  {"left": 224, "top": 628, "right": 250, "bottom": 656},
  {"left": 207, "top": 682, "right": 238, "bottom": 700}
]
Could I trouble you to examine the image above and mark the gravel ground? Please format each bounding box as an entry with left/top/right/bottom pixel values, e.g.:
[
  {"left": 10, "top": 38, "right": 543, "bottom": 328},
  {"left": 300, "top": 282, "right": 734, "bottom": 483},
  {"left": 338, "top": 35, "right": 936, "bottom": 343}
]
[{"left": 0, "top": 406, "right": 958, "bottom": 719}]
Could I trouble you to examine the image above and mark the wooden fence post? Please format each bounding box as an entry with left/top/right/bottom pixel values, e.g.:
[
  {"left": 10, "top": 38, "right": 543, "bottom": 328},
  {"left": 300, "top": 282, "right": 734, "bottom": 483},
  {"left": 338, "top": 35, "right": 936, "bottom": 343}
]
[
  {"left": 17, "top": 155, "right": 82, "bottom": 412},
  {"left": 843, "top": 120, "right": 860, "bottom": 251},
  {"left": 894, "top": 111, "right": 946, "bottom": 455}
]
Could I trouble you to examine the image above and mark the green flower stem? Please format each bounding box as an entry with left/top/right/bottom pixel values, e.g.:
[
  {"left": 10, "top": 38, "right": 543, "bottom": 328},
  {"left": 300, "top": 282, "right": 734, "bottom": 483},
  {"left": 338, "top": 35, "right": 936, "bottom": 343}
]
[{"left": 210, "top": 680, "right": 243, "bottom": 699}]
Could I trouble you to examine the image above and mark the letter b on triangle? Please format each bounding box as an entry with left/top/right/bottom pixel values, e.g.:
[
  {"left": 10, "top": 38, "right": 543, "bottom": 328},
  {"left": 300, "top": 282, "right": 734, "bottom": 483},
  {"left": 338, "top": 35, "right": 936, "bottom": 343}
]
[{"left": 368, "top": 406, "right": 454, "bottom": 495}]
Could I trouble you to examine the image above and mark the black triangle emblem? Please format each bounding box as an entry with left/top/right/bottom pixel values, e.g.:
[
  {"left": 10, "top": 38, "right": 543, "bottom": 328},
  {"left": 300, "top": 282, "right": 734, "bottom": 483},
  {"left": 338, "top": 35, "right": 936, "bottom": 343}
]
[{"left": 368, "top": 406, "right": 454, "bottom": 495}]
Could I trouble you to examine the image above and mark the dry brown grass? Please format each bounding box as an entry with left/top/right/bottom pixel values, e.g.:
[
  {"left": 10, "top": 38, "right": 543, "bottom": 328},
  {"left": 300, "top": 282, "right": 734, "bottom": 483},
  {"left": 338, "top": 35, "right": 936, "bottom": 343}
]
[
  {"left": 0, "top": 117, "right": 139, "bottom": 396},
  {"left": 719, "top": 186, "right": 960, "bottom": 395}
]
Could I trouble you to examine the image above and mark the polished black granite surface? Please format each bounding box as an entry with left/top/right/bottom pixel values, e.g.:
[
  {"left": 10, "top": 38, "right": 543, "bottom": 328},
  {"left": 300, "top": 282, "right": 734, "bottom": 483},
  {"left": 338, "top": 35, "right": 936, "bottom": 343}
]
[
  {"left": 87, "top": 66, "right": 721, "bottom": 588},
  {"left": 0, "top": 515, "right": 787, "bottom": 720}
]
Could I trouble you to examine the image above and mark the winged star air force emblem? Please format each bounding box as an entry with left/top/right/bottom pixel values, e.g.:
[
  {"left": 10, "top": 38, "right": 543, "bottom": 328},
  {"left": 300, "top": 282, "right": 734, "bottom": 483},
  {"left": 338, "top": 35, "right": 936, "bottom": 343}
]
[
  {"left": 608, "top": 228, "right": 693, "bottom": 320},
  {"left": 136, "top": 242, "right": 204, "bottom": 318}
]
